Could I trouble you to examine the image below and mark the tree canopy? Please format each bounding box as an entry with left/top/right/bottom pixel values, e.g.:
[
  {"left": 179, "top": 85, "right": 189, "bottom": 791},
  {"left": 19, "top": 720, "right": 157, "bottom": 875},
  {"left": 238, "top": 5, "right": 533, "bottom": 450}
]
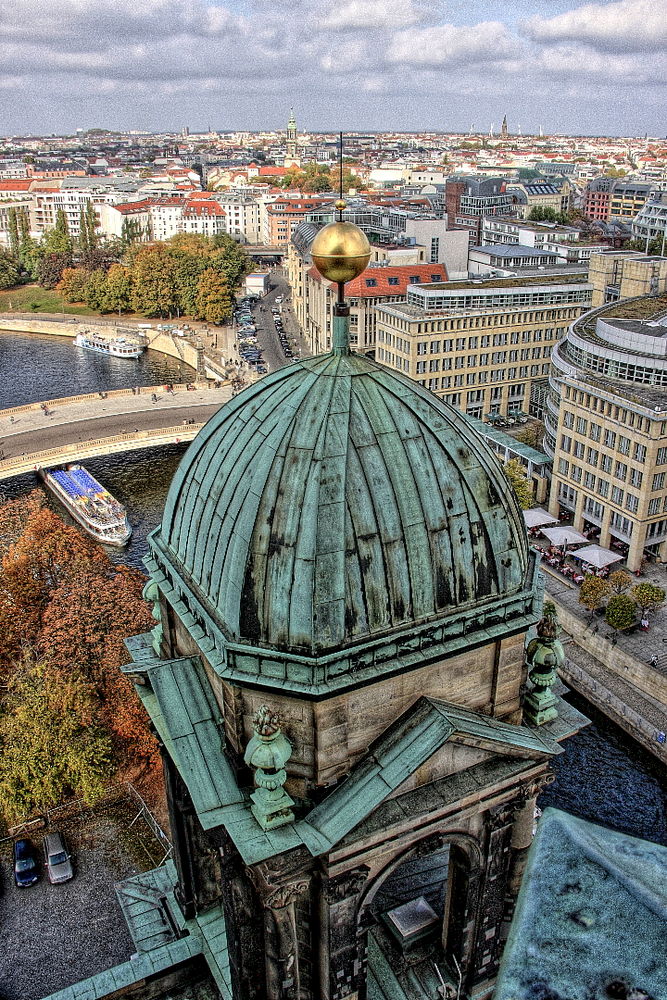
[
  {"left": 503, "top": 458, "right": 534, "bottom": 509},
  {"left": 0, "top": 494, "right": 159, "bottom": 824},
  {"left": 56, "top": 232, "right": 247, "bottom": 320}
]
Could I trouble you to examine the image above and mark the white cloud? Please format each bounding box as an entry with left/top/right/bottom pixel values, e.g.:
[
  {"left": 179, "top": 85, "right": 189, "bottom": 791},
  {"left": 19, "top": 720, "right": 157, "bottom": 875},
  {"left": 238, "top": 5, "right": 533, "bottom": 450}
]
[
  {"left": 523, "top": 0, "right": 667, "bottom": 53},
  {"left": 386, "top": 20, "right": 519, "bottom": 67},
  {"left": 320, "top": 0, "right": 426, "bottom": 30}
]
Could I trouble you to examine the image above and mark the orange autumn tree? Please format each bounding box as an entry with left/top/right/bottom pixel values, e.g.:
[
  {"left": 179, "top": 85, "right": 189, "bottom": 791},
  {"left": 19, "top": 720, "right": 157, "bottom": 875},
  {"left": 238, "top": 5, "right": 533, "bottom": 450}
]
[{"left": 0, "top": 496, "right": 159, "bottom": 779}]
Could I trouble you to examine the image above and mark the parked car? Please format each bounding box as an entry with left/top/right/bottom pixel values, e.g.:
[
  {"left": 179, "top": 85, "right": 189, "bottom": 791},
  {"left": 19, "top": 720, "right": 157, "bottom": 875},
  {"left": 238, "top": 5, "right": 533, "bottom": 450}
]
[
  {"left": 43, "top": 832, "right": 73, "bottom": 884},
  {"left": 13, "top": 839, "right": 39, "bottom": 887}
]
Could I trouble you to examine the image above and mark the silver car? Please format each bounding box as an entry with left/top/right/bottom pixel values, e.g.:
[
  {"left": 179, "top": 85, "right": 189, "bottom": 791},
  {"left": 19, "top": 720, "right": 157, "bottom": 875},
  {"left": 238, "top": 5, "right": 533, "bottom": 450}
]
[{"left": 43, "top": 832, "right": 73, "bottom": 884}]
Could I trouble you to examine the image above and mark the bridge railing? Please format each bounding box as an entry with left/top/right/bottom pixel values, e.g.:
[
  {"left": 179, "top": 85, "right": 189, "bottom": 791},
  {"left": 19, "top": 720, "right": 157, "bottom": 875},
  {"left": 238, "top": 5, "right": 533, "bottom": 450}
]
[
  {"left": 0, "top": 424, "right": 206, "bottom": 477},
  {"left": 0, "top": 381, "right": 230, "bottom": 418}
]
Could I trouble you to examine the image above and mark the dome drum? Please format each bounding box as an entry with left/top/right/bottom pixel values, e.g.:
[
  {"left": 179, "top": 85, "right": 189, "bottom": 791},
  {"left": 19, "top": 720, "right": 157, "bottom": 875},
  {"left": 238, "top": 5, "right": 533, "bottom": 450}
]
[{"left": 148, "top": 352, "right": 539, "bottom": 697}]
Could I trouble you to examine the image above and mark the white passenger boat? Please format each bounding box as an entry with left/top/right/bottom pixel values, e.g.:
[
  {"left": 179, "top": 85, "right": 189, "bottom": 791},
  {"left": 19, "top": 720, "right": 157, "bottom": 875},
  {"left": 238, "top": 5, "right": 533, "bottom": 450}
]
[
  {"left": 39, "top": 464, "right": 132, "bottom": 546},
  {"left": 74, "top": 331, "right": 144, "bottom": 359}
]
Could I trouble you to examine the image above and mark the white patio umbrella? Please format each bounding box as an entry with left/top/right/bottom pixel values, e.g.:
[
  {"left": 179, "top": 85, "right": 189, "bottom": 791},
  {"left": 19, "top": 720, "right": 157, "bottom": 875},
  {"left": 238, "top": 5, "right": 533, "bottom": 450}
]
[
  {"left": 570, "top": 544, "right": 624, "bottom": 569},
  {"left": 541, "top": 526, "right": 588, "bottom": 547},
  {"left": 523, "top": 508, "right": 559, "bottom": 529}
]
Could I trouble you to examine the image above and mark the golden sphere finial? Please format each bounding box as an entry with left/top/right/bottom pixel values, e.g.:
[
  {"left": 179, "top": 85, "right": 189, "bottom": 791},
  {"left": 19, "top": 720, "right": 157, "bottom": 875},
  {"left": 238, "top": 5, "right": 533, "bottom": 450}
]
[
  {"left": 334, "top": 198, "right": 347, "bottom": 211},
  {"left": 311, "top": 221, "right": 371, "bottom": 285}
]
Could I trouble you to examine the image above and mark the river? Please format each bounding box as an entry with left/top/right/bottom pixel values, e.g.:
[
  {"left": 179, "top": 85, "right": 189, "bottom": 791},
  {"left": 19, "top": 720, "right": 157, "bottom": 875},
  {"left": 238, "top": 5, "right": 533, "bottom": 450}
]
[{"left": 1, "top": 329, "right": 666, "bottom": 849}]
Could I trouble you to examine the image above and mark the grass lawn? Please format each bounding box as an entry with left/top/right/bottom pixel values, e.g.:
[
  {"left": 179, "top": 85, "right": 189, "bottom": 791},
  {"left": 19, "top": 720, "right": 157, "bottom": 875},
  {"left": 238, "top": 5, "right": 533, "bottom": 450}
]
[{"left": 0, "top": 284, "right": 96, "bottom": 316}]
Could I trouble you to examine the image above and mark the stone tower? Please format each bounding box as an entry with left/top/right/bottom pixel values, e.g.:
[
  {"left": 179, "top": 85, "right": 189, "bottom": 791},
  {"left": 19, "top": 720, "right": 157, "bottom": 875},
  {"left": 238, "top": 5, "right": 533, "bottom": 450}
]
[
  {"left": 285, "top": 108, "right": 299, "bottom": 166},
  {"left": 501, "top": 115, "right": 508, "bottom": 138},
  {"left": 122, "top": 216, "right": 581, "bottom": 1000}
]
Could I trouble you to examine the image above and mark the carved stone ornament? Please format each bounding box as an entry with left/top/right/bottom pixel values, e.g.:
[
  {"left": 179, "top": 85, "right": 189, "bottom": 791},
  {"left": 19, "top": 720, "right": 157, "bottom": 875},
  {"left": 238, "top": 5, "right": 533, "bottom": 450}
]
[
  {"left": 322, "top": 866, "right": 370, "bottom": 904},
  {"left": 266, "top": 879, "right": 310, "bottom": 910}
]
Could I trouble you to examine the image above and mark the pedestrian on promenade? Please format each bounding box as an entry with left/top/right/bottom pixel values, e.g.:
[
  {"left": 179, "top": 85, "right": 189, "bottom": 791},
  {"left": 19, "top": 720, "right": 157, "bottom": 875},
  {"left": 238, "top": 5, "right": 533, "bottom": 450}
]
[{"left": 651, "top": 655, "right": 658, "bottom": 668}]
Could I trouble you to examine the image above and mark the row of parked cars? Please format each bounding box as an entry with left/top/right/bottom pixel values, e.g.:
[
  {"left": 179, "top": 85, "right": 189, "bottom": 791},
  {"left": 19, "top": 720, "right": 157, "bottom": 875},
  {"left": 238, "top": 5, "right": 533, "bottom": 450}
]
[
  {"left": 12, "top": 832, "right": 73, "bottom": 888},
  {"left": 272, "top": 303, "right": 294, "bottom": 360},
  {"left": 235, "top": 298, "right": 267, "bottom": 375}
]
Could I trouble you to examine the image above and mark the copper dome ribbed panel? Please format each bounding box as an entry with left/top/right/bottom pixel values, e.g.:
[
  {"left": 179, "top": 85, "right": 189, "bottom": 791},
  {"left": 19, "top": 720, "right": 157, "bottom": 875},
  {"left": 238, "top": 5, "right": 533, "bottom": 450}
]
[{"left": 158, "top": 353, "right": 528, "bottom": 655}]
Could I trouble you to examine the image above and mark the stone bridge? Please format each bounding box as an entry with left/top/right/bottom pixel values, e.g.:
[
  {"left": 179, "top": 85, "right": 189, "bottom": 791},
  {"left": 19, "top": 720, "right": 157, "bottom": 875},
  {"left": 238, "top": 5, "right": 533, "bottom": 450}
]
[{"left": 0, "top": 382, "right": 234, "bottom": 481}]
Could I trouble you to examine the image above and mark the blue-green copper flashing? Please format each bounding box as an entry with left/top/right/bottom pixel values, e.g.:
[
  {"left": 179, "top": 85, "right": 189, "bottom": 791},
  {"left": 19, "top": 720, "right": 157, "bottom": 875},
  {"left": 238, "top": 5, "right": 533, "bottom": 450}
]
[{"left": 149, "top": 350, "right": 535, "bottom": 680}]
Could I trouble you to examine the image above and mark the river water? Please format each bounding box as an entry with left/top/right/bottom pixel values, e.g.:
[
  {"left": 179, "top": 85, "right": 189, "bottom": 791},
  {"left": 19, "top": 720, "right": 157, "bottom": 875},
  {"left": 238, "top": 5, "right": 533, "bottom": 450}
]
[{"left": 1, "top": 330, "right": 666, "bottom": 848}]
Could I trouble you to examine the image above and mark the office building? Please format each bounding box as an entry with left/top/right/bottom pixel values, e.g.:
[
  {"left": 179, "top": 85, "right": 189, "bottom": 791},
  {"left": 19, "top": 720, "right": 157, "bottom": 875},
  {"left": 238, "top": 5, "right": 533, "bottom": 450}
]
[
  {"left": 375, "top": 272, "right": 592, "bottom": 419},
  {"left": 547, "top": 293, "right": 667, "bottom": 571}
]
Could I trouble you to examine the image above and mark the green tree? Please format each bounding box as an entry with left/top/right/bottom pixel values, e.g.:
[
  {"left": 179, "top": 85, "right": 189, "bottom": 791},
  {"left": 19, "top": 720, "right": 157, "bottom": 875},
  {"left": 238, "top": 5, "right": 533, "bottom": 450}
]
[
  {"left": 604, "top": 593, "right": 637, "bottom": 630},
  {"left": 630, "top": 582, "right": 666, "bottom": 617},
  {"left": 78, "top": 207, "right": 90, "bottom": 254},
  {"left": 43, "top": 207, "right": 73, "bottom": 256},
  {"left": 84, "top": 200, "right": 98, "bottom": 250},
  {"left": 83, "top": 268, "right": 108, "bottom": 311},
  {"left": 196, "top": 267, "right": 232, "bottom": 323},
  {"left": 17, "top": 208, "right": 41, "bottom": 278},
  {"left": 579, "top": 575, "right": 611, "bottom": 611},
  {"left": 57, "top": 266, "right": 91, "bottom": 303},
  {"left": 103, "top": 263, "right": 133, "bottom": 314},
  {"left": 0, "top": 658, "right": 112, "bottom": 824},
  {"left": 0, "top": 248, "right": 20, "bottom": 289},
  {"left": 608, "top": 569, "right": 632, "bottom": 594},
  {"left": 121, "top": 216, "right": 144, "bottom": 248},
  {"left": 131, "top": 243, "right": 178, "bottom": 317},
  {"left": 7, "top": 206, "right": 19, "bottom": 260},
  {"left": 36, "top": 251, "right": 73, "bottom": 289},
  {"left": 503, "top": 458, "right": 534, "bottom": 509},
  {"left": 514, "top": 421, "right": 545, "bottom": 450}
]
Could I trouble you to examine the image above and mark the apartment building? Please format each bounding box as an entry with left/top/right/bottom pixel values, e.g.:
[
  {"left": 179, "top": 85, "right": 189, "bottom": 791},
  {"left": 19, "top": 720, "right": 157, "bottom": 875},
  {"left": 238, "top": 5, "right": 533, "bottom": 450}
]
[
  {"left": 98, "top": 196, "right": 226, "bottom": 241},
  {"left": 547, "top": 294, "right": 667, "bottom": 571},
  {"left": 263, "top": 197, "right": 331, "bottom": 245},
  {"left": 583, "top": 178, "right": 654, "bottom": 223},
  {"left": 444, "top": 177, "right": 516, "bottom": 241},
  {"left": 506, "top": 181, "right": 563, "bottom": 219},
  {"left": 632, "top": 191, "right": 667, "bottom": 248},
  {"left": 608, "top": 180, "right": 654, "bottom": 223},
  {"left": 588, "top": 251, "right": 667, "bottom": 307},
  {"left": 301, "top": 263, "right": 448, "bottom": 355},
  {"left": 374, "top": 272, "right": 592, "bottom": 420},
  {"left": 481, "top": 218, "right": 607, "bottom": 265},
  {"left": 211, "top": 193, "right": 260, "bottom": 243}
]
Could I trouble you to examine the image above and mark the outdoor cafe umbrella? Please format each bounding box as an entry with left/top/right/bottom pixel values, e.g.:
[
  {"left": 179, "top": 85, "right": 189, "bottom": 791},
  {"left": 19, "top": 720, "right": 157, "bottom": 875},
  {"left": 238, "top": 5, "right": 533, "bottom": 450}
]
[
  {"left": 523, "top": 508, "right": 559, "bottom": 530},
  {"left": 541, "top": 526, "right": 588, "bottom": 547},
  {"left": 570, "top": 544, "right": 624, "bottom": 569}
]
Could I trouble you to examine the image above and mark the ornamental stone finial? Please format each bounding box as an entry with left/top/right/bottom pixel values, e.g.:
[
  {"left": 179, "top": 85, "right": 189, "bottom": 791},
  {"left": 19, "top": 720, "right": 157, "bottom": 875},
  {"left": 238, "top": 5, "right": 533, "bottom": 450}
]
[
  {"left": 244, "top": 706, "right": 295, "bottom": 830},
  {"left": 524, "top": 603, "right": 565, "bottom": 726}
]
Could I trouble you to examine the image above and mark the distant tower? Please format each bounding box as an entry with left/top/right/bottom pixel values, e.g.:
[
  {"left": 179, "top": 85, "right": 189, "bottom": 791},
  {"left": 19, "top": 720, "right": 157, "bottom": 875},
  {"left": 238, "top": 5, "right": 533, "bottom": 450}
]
[
  {"left": 501, "top": 115, "right": 508, "bottom": 138},
  {"left": 285, "top": 108, "right": 299, "bottom": 165}
]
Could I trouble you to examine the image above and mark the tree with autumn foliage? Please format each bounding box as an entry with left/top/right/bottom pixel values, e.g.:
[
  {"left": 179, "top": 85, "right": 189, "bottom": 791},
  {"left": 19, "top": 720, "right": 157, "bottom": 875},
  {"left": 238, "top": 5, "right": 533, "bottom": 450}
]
[
  {"left": 0, "top": 658, "right": 112, "bottom": 824},
  {"left": 0, "top": 495, "right": 160, "bottom": 813}
]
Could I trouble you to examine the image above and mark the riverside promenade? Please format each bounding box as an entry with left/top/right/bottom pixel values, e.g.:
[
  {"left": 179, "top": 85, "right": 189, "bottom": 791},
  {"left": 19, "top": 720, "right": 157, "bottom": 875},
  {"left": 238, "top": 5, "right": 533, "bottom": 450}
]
[
  {"left": 0, "top": 382, "right": 234, "bottom": 481},
  {"left": 541, "top": 562, "right": 667, "bottom": 765}
]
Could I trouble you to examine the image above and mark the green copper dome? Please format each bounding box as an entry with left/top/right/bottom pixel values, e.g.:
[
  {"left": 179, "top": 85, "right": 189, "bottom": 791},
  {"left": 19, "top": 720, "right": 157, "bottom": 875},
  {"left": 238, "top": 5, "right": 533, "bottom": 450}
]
[{"left": 150, "top": 352, "right": 530, "bottom": 660}]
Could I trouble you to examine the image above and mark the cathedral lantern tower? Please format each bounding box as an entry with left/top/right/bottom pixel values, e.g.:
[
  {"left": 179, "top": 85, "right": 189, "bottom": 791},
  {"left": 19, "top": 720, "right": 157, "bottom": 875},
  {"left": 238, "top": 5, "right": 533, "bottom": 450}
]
[
  {"left": 125, "top": 190, "right": 584, "bottom": 1000},
  {"left": 285, "top": 107, "right": 300, "bottom": 167}
]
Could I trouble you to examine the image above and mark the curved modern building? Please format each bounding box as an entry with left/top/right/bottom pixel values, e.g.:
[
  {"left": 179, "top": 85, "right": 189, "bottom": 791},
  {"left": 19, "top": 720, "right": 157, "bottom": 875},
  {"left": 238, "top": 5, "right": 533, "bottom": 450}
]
[{"left": 546, "top": 293, "right": 667, "bottom": 570}]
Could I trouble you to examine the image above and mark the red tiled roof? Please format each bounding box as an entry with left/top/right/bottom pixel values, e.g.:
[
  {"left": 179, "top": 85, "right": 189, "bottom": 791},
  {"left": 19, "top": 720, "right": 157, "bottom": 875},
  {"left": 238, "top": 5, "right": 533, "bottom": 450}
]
[
  {"left": 184, "top": 201, "right": 226, "bottom": 216},
  {"left": 0, "top": 179, "right": 33, "bottom": 190},
  {"left": 258, "top": 165, "right": 288, "bottom": 176},
  {"left": 308, "top": 263, "right": 448, "bottom": 297},
  {"left": 112, "top": 200, "right": 153, "bottom": 214}
]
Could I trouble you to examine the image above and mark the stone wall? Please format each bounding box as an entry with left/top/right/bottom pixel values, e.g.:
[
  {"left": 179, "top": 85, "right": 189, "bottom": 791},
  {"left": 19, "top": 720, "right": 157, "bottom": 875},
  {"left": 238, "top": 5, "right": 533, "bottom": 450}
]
[{"left": 550, "top": 595, "right": 667, "bottom": 703}]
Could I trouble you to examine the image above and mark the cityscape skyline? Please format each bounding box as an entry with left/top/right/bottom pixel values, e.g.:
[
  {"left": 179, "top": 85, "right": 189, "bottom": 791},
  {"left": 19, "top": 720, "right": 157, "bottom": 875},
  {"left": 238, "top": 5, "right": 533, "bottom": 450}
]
[{"left": 2, "top": 0, "right": 665, "bottom": 136}]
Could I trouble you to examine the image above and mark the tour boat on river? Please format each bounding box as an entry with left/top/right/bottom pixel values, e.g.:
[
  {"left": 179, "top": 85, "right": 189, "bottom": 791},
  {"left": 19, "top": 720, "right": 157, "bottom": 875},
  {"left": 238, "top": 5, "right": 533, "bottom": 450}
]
[
  {"left": 39, "top": 464, "right": 132, "bottom": 546},
  {"left": 74, "top": 331, "right": 144, "bottom": 359}
]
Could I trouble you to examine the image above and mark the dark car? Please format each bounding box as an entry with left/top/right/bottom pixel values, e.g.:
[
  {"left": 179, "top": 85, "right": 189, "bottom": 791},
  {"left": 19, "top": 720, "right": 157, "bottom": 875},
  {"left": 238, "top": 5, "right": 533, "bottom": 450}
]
[{"left": 13, "top": 839, "right": 39, "bottom": 887}]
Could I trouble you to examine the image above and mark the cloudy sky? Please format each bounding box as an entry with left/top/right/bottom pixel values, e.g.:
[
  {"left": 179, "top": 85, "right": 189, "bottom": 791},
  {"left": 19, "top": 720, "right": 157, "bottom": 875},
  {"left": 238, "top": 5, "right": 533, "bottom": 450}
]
[{"left": 1, "top": 0, "right": 665, "bottom": 136}]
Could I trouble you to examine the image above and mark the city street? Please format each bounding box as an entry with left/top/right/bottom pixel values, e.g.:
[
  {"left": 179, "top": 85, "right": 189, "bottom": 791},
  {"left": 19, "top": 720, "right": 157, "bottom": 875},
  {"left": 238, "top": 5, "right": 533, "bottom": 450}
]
[{"left": 244, "top": 267, "right": 310, "bottom": 373}]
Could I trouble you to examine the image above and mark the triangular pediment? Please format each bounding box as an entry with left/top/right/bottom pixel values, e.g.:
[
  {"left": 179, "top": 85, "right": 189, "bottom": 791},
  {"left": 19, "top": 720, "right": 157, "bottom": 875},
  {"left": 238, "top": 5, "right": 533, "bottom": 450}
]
[{"left": 296, "top": 697, "right": 561, "bottom": 856}]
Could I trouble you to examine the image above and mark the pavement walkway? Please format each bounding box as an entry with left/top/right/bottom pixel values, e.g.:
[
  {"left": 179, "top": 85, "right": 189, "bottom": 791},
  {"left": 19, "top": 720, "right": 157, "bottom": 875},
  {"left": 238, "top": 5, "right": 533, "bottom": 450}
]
[{"left": 540, "top": 556, "right": 667, "bottom": 670}]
